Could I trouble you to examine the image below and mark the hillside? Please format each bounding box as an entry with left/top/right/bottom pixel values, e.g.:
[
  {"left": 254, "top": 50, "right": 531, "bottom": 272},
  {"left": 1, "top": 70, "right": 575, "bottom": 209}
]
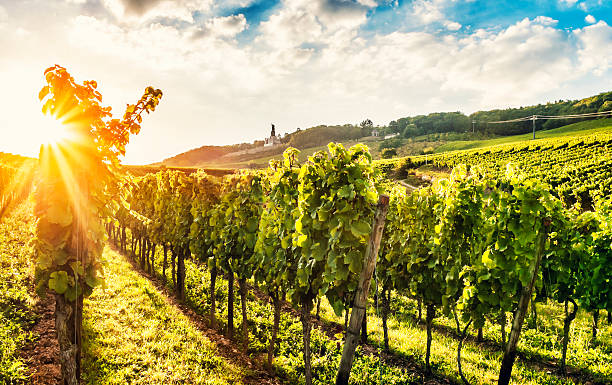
[
  {"left": 434, "top": 117, "right": 612, "bottom": 153},
  {"left": 174, "top": 116, "right": 612, "bottom": 170},
  {"left": 377, "top": 117, "right": 612, "bottom": 209},
  {"left": 161, "top": 124, "right": 372, "bottom": 168},
  {"left": 159, "top": 91, "right": 612, "bottom": 168}
]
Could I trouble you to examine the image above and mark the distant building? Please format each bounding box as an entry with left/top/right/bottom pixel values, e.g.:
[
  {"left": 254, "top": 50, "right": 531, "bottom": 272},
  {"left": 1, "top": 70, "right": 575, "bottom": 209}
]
[
  {"left": 372, "top": 129, "right": 380, "bottom": 137},
  {"left": 384, "top": 133, "right": 399, "bottom": 140},
  {"left": 264, "top": 123, "right": 282, "bottom": 147}
]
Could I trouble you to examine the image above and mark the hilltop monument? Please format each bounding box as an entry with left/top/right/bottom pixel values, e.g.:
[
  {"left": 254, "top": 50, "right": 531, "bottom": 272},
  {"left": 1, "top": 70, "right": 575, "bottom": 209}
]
[{"left": 264, "top": 123, "right": 281, "bottom": 147}]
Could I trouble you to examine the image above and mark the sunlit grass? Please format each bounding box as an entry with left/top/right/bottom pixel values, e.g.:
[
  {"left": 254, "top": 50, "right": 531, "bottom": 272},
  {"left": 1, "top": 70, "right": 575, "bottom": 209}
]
[
  {"left": 0, "top": 200, "right": 37, "bottom": 384},
  {"left": 315, "top": 290, "right": 611, "bottom": 385},
  {"left": 117, "top": 229, "right": 611, "bottom": 385},
  {"left": 82, "top": 247, "right": 245, "bottom": 385},
  {"left": 434, "top": 117, "right": 612, "bottom": 153}
]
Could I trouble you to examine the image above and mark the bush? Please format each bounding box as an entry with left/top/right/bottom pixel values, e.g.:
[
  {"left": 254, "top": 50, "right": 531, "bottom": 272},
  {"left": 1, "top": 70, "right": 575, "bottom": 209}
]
[
  {"left": 378, "top": 138, "right": 403, "bottom": 151},
  {"left": 381, "top": 148, "right": 397, "bottom": 159},
  {"left": 420, "top": 147, "right": 435, "bottom": 155}
]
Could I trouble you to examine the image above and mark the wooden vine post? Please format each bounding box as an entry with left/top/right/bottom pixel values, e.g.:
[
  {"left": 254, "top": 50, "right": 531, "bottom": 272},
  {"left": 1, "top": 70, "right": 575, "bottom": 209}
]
[
  {"left": 498, "top": 219, "right": 549, "bottom": 385},
  {"left": 335, "top": 194, "right": 389, "bottom": 385}
]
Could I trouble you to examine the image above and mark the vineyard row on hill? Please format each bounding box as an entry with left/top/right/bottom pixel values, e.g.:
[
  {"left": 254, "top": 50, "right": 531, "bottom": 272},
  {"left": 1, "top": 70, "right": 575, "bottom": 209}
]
[
  {"left": 379, "top": 131, "right": 612, "bottom": 209},
  {"left": 108, "top": 144, "right": 611, "bottom": 385},
  {"left": 0, "top": 154, "right": 35, "bottom": 220}
]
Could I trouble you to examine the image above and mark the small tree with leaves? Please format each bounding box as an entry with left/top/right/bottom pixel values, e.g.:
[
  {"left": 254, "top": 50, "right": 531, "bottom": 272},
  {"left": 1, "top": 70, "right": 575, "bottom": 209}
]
[{"left": 34, "top": 65, "right": 161, "bottom": 385}]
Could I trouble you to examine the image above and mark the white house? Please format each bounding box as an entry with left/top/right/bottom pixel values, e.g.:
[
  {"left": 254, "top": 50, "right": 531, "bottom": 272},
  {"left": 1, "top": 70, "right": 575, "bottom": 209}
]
[{"left": 384, "top": 133, "right": 399, "bottom": 140}]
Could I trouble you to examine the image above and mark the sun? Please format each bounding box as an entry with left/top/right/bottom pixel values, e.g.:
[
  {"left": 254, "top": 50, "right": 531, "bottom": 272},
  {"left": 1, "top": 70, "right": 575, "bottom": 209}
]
[{"left": 38, "top": 114, "right": 75, "bottom": 145}]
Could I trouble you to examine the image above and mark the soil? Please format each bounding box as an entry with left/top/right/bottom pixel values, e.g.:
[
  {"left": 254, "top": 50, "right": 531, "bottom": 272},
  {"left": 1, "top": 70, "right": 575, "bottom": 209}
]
[{"left": 20, "top": 292, "right": 61, "bottom": 385}]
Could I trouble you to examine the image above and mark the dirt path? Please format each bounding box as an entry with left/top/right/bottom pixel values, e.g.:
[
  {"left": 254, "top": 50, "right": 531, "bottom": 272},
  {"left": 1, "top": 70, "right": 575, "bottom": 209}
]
[{"left": 20, "top": 292, "right": 61, "bottom": 385}]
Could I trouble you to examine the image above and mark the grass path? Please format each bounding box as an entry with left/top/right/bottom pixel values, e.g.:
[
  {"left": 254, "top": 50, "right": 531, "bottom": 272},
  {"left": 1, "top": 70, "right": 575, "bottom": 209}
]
[{"left": 81, "top": 246, "right": 254, "bottom": 385}]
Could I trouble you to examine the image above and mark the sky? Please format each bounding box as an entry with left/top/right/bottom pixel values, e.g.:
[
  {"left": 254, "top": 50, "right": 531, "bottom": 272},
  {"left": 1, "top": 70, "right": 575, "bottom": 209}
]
[{"left": 0, "top": 0, "right": 611, "bottom": 164}]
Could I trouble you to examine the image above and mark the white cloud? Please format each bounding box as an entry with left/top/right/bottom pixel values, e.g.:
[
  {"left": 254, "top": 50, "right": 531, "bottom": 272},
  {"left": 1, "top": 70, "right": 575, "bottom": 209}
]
[
  {"left": 585, "top": 14, "right": 596, "bottom": 24},
  {"left": 578, "top": 2, "right": 588, "bottom": 11},
  {"left": 533, "top": 16, "right": 558, "bottom": 26},
  {"left": 1, "top": 2, "right": 612, "bottom": 164},
  {"left": 356, "top": 0, "right": 379, "bottom": 6},
  {"left": 332, "top": 17, "right": 577, "bottom": 111},
  {"left": 558, "top": 0, "right": 578, "bottom": 6},
  {"left": 195, "top": 14, "right": 247, "bottom": 38},
  {"left": 445, "top": 21, "right": 461, "bottom": 31},
  {"left": 574, "top": 20, "right": 612, "bottom": 75},
  {"left": 0, "top": 5, "right": 8, "bottom": 23},
  {"left": 412, "top": 0, "right": 444, "bottom": 24},
  {"left": 101, "top": 0, "right": 213, "bottom": 23}
]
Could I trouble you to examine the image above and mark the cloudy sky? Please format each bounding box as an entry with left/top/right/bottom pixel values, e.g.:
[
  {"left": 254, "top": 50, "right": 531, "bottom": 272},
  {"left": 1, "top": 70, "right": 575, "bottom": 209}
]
[{"left": 0, "top": 0, "right": 611, "bottom": 164}]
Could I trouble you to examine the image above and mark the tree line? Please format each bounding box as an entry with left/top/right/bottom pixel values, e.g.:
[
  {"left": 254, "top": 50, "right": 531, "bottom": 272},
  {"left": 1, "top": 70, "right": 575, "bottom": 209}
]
[{"left": 382, "top": 91, "right": 612, "bottom": 138}]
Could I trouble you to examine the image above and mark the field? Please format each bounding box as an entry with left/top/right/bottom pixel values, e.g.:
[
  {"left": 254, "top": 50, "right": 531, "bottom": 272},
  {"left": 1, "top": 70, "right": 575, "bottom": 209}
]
[
  {"left": 378, "top": 119, "right": 612, "bottom": 207},
  {"left": 433, "top": 118, "right": 612, "bottom": 153}
]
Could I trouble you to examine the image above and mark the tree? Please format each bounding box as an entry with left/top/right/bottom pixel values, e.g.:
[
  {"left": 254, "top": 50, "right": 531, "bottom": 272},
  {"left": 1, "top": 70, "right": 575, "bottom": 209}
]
[
  {"left": 432, "top": 166, "right": 488, "bottom": 385},
  {"left": 34, "top": 65, "right": 162, "bottom": 385},
  {"left": 447, "top": 165, "right": 565, "bottom": 385},
  {"left": 400, "top": 187, "right": 441, "bottom": 372},
  {"left": 189, "top": 171, "right": 221, "bottom": 327},
  {"left": 211, "top": 172, "right": 263, "bottom": 348},
  {"left": 360, "top": 119, "right": 373, "bottom": 129}
]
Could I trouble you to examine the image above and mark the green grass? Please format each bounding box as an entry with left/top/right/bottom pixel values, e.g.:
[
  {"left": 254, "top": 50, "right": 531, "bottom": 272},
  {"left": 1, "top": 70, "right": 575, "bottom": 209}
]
[
  {"left": 0, "top": 200, "right": 37, "bottom": 384},
  {"left": 81, "top": 247, "right": 245, "bottom": 385},
  {"left": 123, "top": 237, "right": 422, "bottom": 385},
  {"left": 434, "top": 118, "right": 612, "bottom": 153},
  {"left": 314, "top": 293, "right": 612, "bottom": 385}
]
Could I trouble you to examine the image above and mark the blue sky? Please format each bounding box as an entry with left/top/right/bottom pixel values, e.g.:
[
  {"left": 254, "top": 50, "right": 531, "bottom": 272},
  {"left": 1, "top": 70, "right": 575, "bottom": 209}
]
[
  {"left": 227, "top": 0, "right": 612, "bottom": 40},
  {"left": 0, "top": 0, "right": 611, "bottom": 163}
]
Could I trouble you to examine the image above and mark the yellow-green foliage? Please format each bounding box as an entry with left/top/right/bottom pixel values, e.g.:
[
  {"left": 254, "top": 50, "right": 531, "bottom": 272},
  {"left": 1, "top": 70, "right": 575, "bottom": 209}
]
[
  {"left": 0, "top": 200, "right": 36, "bottom": 384},
  {"left": 81, "top": 247, "right": 244, "bottom": 385}
]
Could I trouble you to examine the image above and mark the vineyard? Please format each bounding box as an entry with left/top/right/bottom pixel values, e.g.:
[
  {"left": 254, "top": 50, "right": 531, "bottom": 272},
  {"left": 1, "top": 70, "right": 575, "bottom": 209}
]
[
  {"left": 0, "top": 67, "right": 611, "bottom": 385},
  {"left": 96, "top": 143, "right": 611, "bottom": 385},
  {"left": 382, "top": 130, "right": 612, "bottom": 209},
  {"left": 0, "top": 153, "right": 35, "bottom": 219}
]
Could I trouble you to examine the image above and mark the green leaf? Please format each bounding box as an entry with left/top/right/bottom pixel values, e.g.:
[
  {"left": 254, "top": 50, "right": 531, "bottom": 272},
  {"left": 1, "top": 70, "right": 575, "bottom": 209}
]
[
  {"left": 296, "top": 234, "right": 308, "bottom": 247},
  {"left": 48, "top": 271, "right": 70, "bottom": 294},
  {"left": 246, "top": 217, "right": 259, "bottom": 233},
  {"left": 350, "top": 220, "right": 370, "bottom": 237},
  {"left": 482, "top": 249, "right": 495, "bottom": 268},
  {"left": 46, "top": 204, "right": 73, "bottom": 227},
  {"left": 281, "top": 236, "right": 290, "bottom": 249},
  {"left": 348, "top": 255, "right": 362, "bottom": 274},
  {"left": 337, "top": 185, "right": 354, "bottom": 199}
]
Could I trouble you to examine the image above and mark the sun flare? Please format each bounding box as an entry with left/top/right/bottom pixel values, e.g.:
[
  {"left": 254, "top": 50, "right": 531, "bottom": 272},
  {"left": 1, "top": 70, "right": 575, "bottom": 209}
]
[{"left": 38, "top": 114, "right": 74, "bottom": 145}]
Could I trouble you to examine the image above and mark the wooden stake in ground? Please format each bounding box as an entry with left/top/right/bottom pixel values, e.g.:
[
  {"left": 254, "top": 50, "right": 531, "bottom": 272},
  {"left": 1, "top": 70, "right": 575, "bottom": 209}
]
[
  {"left": 335, "top": 195, "right": 389, "bottom": 385},
  {"left": 498, "top": 222, "right": 548, "bottom": 385}
]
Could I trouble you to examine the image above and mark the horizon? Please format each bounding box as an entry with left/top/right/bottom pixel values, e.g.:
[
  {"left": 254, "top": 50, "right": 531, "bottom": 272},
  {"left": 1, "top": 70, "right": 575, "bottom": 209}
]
[{"left": 1, "top": 0, "right": 611, "bottom": 164}]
